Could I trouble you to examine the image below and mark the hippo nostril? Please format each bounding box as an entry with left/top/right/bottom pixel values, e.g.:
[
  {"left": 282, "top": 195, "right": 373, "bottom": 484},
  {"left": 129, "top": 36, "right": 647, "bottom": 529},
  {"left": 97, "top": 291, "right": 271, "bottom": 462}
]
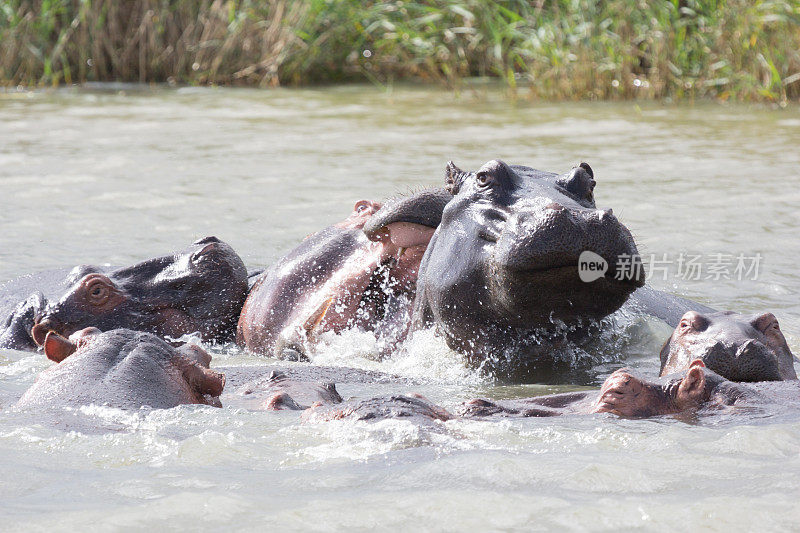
[
  {"left": 597, "top": 208, "right": 614, "bottom": 222},
  {"left": 194, "top": 236, "right": 221, "bottom": 245},
  {"left": 735, "top": 339, "right": 761, "bottom": 357}
]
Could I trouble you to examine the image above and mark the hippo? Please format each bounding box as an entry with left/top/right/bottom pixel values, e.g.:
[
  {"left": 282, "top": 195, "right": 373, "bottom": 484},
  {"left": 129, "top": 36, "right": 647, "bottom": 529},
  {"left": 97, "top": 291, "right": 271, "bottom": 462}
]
[
  {"left": 461, "top": 360, "right": 800, "bottom": 419},
  {"left": 224, "top": 365, "right": 450, "bottom": 423},
  {"left": 0, "top": 237, "right": 249, "bottom": 351},
  {"left": 301, "top": 394, "right": 453, "bottom": 423},
  {"left": 237, "top": 189, "right": 450, "bottom": 359},
  {"left": 224, "top": 365, "right": 449, "bottom": 422},
  {"left": 237, "top": 370, "right": 343, "bottom": 410},
  {"left": 16, "top": 328, "right": 225, "bottom": 409},
  {"left": 457, "top": 363, "right": 725, "bottom": 419},
  {"left": 590, "top": 361, "right": 800, "bottom": 418},
  {"left": 407, "top": 160, "right": 645, "bottom": 377},
  {"left": 659, "top": 311, "right": 797, "bottom": 381}
]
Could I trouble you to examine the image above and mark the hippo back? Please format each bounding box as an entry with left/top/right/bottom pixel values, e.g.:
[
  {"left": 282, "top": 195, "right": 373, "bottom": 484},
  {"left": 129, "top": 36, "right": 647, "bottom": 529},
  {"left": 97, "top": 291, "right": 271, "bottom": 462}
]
[{"left": 16, "top": 330, "right": 216, "bottom": 410}]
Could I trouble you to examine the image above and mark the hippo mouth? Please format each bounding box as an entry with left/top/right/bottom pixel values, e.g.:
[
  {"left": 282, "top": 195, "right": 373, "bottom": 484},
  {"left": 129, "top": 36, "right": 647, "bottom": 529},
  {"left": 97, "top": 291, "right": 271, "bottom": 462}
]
[
  {"left": 363, "top": 188, "right": 451, "bottom": 243},
  {"left": 487, "top": 249, "right": 644, "bottom": 328},
  {"left": 510, "top": 259, "right": 645, "bottom": 286},
  {"left": 300, "top": 239, "right": 430, "bottom": 340},
  {"left": 285, "top": 210, "right": 440, "bottom": 350}
]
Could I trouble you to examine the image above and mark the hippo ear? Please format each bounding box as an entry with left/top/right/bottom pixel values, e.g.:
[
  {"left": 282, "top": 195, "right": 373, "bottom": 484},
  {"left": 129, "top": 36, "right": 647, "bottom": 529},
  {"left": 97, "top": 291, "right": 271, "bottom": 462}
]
[
  {"left": 43, "top": 332, "right": 77, "bottom": 363},
  {"left": 268, "top": 370, "right": 287, "bottom": 382},
  {"left": 319, "top": 381, "right": 343, "bottom": 403},
  {"left": 177, "top": 343, "right": 212, "bottom": 368},
  {"left": 445, "top": 161, "right": 466, "bottom": 195},
  {"left": 175, "top": 356, "right": 225, "bottom": 397},
  {"left": 193, "top": 236, "right": 222, "bottom": 246},
  {"left": 263, "top": 391, "right": 305, "bottom": 411},
  {"left": 579, "top": 162, "right": 594, "bottom": 179},
  {"left": 677, "top": 365, "right": 707, "bottom": 406}
]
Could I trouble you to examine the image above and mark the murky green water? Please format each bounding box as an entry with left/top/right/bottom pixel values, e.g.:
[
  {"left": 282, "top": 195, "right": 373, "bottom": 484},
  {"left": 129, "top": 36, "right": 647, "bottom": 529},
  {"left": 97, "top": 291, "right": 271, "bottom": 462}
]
[{"left": 1, "top": 85, "right": 799, "bottom": 531}]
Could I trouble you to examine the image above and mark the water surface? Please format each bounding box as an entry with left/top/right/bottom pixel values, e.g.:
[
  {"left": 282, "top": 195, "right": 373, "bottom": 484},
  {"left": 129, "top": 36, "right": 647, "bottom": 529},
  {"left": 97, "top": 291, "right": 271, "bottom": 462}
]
[{"left": 1, "top": 85, "right": 799, "bottom": 531}]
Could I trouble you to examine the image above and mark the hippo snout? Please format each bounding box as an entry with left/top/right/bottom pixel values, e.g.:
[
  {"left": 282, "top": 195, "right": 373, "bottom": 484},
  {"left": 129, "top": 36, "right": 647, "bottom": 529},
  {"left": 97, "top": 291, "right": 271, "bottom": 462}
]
[
  {"left": 704, "top": 338, "right": 782, "bottom": 382},
  {"left": 493, "top": 201, "right": 642, "bottom": 285}
]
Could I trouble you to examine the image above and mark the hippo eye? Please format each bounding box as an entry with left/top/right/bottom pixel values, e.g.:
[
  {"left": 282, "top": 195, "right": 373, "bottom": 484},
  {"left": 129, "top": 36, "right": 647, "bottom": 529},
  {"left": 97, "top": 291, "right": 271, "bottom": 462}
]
[
  {"left": 475, "top": 172, "right": 493, "bottom": 188},
  {"left": 679, "top": 318, "right": 693, "bottom": 331},
  {"left": 354, "top": 200, "right": 373, "bottom": 214},
  {"left": 85, "top": 282, "right": 110, "bottom": 305}
]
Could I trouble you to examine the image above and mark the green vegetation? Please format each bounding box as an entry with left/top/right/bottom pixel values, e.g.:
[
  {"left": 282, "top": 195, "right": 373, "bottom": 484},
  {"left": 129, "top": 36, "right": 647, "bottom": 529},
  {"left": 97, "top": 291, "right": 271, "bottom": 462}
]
[{"left": 2, "top": 0, "right": 799, "bottom": 101}]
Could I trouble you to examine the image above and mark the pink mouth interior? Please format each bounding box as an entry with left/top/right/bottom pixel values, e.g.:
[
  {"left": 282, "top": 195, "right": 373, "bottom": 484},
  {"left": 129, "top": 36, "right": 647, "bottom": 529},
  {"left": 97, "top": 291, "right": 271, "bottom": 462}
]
[{"left": 385, "top": 222, "right": 436, "bottom": 249}]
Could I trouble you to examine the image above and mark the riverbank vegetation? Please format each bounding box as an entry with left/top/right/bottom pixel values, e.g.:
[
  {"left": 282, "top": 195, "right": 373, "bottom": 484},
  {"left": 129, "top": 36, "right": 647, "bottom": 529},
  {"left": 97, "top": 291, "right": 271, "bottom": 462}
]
[{"left": 2, "top": 0, "right": 799, "bottom": 101}]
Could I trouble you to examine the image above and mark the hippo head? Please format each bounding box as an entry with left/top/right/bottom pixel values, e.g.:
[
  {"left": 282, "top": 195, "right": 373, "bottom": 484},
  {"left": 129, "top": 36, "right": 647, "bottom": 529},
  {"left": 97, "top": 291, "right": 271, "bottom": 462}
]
[
  {"left": 660, "top": 311, "right": 798, "bottom": 382},
  {"left": 414, "top": 159, "right": 644, "bottom": 356},
  {"left": 31, "top": 237, "right": 248, "bottom": 347},
  {"left": 593, "top": 361, "right": 715, "bottom": 418}
]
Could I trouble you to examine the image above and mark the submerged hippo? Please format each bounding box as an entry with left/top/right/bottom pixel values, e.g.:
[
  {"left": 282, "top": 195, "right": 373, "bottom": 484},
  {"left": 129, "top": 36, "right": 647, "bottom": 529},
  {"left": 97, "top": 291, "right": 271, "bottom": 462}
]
[
  {"left": 267, "top": 363, "right": 799, "bottom": 423},
  {"left": 409, "top": 160, "right": 645, "bottom": 376},
  {"left": 459, "top": 362, "right": 738, "bottom": 419},
  {"left": 228, "top": 366, "right": 450, "bottom": 422},
  {"left": 590, "top": 361, "right": 800, "bottom": 418},
  {"left": 16, "top": 328, "right": 225, "bottom": 409},
  {"left": 0, "top": 237, "right": 248, "bottom": 351},
  {"left": 238, "top": 190, "right": 449, "bottom": 359},
  {"left": 237, "top": 370, "right": 343, "bottom": 410},
  {"left": 301, "top": 394, "right": 453, "bottom": 423}
]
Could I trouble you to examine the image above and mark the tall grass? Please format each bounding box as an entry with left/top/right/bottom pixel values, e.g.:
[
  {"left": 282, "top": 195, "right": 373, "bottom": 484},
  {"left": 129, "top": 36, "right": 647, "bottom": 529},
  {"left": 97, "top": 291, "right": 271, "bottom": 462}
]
[
  {"left": 0, "top": 0, "right": 306, "bottom": 86},
  {"left": 2, "top": 0, "right": 800, "bottom": 101}
]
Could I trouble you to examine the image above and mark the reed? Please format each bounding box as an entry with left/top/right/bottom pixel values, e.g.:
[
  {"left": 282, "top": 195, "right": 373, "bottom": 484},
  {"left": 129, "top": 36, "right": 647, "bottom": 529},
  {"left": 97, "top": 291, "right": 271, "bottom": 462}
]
[{"left": 2, "top": 0, "right": 799, "bottom": 101}]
